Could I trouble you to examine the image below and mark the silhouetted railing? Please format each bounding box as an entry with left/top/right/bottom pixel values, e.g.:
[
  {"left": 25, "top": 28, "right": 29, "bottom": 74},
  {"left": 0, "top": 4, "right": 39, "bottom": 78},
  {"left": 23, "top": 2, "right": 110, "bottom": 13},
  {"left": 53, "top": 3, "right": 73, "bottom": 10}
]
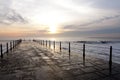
[
  {"left": 0, "top": 39, "right": 22, "bottom": 58},
  {"left": 33, "top": 39, "right": 117, "bottom": 74}
]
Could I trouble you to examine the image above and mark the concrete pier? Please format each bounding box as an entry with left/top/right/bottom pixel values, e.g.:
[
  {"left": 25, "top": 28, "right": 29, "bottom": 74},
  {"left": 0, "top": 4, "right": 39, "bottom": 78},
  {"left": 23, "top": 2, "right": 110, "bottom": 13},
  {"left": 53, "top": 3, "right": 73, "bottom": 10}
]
[{"left": 0, "top": 41, "right": 120, "bottom": 80}]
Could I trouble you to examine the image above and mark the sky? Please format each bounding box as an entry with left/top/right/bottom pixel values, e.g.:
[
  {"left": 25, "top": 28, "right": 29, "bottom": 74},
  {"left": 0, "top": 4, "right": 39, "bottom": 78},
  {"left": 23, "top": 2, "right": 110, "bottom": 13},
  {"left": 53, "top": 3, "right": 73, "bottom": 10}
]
[{"left": 0, "top": 0, "right": 120, "bottom": 39}]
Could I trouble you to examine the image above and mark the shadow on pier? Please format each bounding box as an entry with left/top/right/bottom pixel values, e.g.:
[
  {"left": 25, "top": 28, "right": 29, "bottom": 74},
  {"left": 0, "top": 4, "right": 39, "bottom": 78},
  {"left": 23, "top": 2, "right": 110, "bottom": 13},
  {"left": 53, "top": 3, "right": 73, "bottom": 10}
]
[{"left": 0, "top": 40, "right": 120, "bottom": 80}]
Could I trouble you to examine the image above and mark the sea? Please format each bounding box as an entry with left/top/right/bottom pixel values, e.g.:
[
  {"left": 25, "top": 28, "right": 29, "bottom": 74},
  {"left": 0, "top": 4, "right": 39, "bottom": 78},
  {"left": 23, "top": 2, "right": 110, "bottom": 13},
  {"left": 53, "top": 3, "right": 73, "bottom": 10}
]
[{"left": 0, "top": 37, "right": 120, "bottom": 64}]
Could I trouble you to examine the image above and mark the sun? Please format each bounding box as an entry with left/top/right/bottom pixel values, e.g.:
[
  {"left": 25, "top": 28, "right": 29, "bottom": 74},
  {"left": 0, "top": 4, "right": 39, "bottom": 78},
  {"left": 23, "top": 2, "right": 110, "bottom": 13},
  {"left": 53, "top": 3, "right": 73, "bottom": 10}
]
[{"left": 49, "top": 25, "right": 57, "bottom": 34}]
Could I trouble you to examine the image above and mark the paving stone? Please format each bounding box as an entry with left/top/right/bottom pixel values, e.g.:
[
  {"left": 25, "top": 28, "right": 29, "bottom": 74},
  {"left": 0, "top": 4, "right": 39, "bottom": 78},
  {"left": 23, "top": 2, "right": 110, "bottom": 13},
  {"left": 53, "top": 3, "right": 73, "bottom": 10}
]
[
  {"left": 113, "top": 73, "right": 120, "bottom": 80},
  {"left": 97, "top": 77, "right": 117, "bottom": 80},
  {"left": 99, "top": 69, "right": 119, "bottom": 76},
  {"left": 94, "top": 64, "right": 109, "bottom": 70},
  {"left": 80, "top": 67, "right": 97, "bottom": 73},
  {"left": 76, "top": 73, "right": 100, "bottom": 80},
  {"left": 84, "top": 62, "right": 94, "bottom": 67},
  {"left": 68, "top": 68, "right": 85, "bottom": 75},
  {"left": 95, "top": 71, "right": 107, "bottom": 78}
]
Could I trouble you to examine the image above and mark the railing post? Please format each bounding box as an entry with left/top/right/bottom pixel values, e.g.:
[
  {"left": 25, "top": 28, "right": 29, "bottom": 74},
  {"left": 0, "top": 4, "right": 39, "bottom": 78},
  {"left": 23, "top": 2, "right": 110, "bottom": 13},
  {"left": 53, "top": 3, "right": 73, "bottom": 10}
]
[
  {"left": 6, "top": 43, "right": 9, "bottom": 53},
  {"left": 60, "top": 41, "right": 61, "bottom": 52},
  {"left": 13, "top": 41, "right": 15, "bottom": 48},
  {"left": 1, "top": 44, "right": 3, "bottom": 58},
  {"left": 40, "top": 40, "right": 41, "bottom": 45},
  {"left": 69, "top": 42, "right": 71, "bottom": 59},
  {"left": 49, "top": 40, "right": 51, "bottom": 49},
  {"left": 41, "top": 40, "right": 42, "bottom": 45},
  {"left": 46, "top": 40, "right": 47, "bottom": 47},
  {"left": 54, "top": 41, "right": 55, "bottom": 51},
  {"left": 13, "top": 41, "right": 14, "bottom": 48},
  {"left": 43, "top": 40, "right": 44, "bottom": 46},
  {"left": 18, "top": 39, "right": 21, "bottom": 44},
  {"left": 83, "top": 43, "right": 85, "bottom": 65},
  {"left": 109, "top": 46, "right": 112, "bottom": 74},
  {"left": 16, "top": 40, "right": 18, "bottom": 46},
  {"left": 10, "top": 42, "right": 12, "bottom": 50}
]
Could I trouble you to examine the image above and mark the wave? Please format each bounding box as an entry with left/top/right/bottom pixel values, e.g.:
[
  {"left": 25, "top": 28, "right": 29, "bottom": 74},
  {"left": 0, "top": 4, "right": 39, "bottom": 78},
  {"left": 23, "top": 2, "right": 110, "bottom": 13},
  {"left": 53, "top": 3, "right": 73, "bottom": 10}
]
[{"left": 75, "top": 41, "right": 120, "bottom": 44}]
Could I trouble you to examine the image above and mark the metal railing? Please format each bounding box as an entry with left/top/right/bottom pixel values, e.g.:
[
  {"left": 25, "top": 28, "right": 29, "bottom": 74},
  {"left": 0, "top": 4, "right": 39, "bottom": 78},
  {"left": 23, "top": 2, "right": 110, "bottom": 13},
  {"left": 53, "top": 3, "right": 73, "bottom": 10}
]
[
  {"left": 33, "top": 39, "right": 120, "bottom": 75},
  {"left": 0, "top": 39, "right": 22, "bottom": 58}
]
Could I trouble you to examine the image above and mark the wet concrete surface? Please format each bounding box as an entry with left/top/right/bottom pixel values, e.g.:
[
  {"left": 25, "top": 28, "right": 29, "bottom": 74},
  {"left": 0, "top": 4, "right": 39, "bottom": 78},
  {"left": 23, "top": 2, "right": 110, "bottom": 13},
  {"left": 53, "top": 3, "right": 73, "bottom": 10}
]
[{"left": 0, "top": 41, "right": 120, "bottom": 80}]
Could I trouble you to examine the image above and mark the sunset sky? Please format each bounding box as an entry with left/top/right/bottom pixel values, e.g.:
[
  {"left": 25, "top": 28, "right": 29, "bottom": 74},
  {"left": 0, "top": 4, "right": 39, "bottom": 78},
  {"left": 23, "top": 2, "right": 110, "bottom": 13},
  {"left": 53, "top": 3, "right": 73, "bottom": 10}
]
[{"left": 0, "top": 0, "right": 120, "bottom": 39}]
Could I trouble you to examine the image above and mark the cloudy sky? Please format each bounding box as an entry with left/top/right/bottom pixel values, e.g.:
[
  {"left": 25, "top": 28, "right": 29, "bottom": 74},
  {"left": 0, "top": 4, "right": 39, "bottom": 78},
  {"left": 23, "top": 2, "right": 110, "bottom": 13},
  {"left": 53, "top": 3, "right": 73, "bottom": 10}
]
[{"left": 0, "top": 0, "right": 120, "bottom": 39}]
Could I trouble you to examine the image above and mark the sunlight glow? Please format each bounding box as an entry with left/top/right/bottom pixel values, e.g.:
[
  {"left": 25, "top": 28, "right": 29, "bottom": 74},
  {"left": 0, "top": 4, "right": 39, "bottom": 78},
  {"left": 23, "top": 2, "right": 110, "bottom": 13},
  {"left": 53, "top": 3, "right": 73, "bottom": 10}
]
[
  {"left": 49, "top": 25, "right": 57, "bottom": 34},
  {"left": 50, "top": 38, "right": 56, "bottom": 41}
]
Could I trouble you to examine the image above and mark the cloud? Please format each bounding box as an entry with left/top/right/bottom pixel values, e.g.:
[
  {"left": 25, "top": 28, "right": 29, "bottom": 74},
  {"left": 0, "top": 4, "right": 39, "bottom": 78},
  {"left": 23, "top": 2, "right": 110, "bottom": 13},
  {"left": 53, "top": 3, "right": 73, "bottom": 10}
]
[
  {"left": 0, "top": 0, "right": 28, "bottom": 25},
  {"left": 89, "top": 27, "right": 120, "bottom": 34},
  {"left": 0, "top": 9, "right": 28, "bottom": 25},
  {"left": 63, "top": 14, "right": 120, "bottom": 31},
  {"left": 91, "top": 0, "right": 120, "bottom": 10},
  {"left": 78, "top": 14, "right": 120, "bottom": 27},
  {"left": 0, "top": 0, "right": 120, "bottom": 38},
  {"left": 72, "top": 0, "right": 120, "bottom": 10}
]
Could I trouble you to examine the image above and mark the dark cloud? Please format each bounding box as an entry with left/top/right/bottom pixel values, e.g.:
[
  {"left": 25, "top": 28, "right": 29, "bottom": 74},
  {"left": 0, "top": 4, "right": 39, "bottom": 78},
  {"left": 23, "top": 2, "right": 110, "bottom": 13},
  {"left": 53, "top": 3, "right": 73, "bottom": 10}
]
[
  {"left": 88, "top": 27, "right": 120, "bottom": 34},
  {"left": 73, "top": 0, "right": 120, "bottom": 10},
  {"left": 63, "top": 14, "right": 120, "bottom": 30},
  {"left": 54, "top": 27, "right": 120, "bottom": 38},
  {"left": 92, "top": 0, "right": 120, "bottom": 10},
  {"left": 78, "top": 15, "right": 120, "bottom": 27},
  {"left": 0, "top": 9, "right": 28, "bottom": 25}
]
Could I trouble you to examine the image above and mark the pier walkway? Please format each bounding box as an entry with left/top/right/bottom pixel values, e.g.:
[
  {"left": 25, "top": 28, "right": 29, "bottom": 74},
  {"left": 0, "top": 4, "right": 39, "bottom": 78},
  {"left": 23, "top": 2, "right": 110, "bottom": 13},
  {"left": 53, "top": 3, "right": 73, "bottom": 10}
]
[{"left": 0, "top": 41, "right": 120, "bottom": 80}]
